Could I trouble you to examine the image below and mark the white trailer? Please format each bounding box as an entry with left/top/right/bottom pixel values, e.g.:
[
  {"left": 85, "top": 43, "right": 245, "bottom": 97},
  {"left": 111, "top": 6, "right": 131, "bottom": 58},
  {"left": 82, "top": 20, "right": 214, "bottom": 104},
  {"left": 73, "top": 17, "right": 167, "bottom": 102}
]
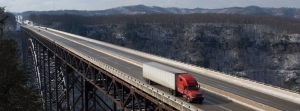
[{"left": 143, "top": 62, "right": 186, "bottom": 90}]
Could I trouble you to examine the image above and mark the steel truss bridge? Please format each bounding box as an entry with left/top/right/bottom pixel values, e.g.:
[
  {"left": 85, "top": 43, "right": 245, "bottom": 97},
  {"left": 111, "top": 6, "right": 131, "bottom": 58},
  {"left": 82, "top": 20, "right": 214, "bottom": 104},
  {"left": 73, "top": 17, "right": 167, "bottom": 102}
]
[{"left": 21, "top": 25, "right": 300, "bottom": 111}]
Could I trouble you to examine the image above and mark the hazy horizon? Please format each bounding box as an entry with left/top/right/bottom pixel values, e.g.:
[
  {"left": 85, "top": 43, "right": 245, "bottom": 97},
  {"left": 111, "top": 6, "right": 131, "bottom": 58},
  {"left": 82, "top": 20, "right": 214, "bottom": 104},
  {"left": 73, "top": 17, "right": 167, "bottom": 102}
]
[{"left": 1, "top": 0, "right": 300, "bottom": 13}]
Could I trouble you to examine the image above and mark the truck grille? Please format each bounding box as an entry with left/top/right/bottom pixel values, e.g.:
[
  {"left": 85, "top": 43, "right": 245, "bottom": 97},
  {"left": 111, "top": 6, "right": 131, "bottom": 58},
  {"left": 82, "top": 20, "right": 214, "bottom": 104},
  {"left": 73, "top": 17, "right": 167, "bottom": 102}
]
[{"left": 196, "top": 94, "right": 202, "bottom": 97}]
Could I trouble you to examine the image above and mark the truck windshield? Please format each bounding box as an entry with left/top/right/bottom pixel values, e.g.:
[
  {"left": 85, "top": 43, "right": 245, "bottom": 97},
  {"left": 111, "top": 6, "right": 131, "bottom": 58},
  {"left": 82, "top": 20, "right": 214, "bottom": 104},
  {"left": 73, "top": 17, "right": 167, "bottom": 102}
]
[{"left": 187, "top": 85, "right": 199, "bottom": 90}]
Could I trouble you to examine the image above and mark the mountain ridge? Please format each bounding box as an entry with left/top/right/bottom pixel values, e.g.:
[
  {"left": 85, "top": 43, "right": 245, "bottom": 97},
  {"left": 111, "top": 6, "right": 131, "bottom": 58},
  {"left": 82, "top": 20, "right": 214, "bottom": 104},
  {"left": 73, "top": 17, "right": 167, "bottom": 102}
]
[{"left": 19, "top": 5, "right": 300, "bottom": 19}]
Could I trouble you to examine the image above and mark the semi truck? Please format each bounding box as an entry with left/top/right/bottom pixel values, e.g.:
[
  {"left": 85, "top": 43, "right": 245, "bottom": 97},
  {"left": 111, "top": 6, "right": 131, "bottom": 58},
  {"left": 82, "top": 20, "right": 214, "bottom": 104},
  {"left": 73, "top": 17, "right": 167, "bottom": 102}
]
[{"left": 143, "top": 62, "right": 204, "bottom": 103}]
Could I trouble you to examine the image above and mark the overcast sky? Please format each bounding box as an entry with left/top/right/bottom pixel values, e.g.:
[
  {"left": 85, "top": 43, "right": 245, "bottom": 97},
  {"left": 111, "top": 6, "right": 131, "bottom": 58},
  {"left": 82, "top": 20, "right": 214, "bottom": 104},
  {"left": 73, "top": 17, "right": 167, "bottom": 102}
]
[{"left": 1, "top": 0, "right": 300, "bottom": 12}]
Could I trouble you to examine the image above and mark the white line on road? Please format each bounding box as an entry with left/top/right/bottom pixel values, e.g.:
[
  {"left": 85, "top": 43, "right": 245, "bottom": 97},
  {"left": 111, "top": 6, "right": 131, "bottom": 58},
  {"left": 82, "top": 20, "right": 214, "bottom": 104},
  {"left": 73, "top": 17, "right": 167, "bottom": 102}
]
[
  {"left": 219, "top": 105, "right": 232, "bottom": 111},
  {"left": 254, "top": 96, "right": 269, "bottom": 101},
  {"left": 218, "top": 84, "right": 228, "bottom": 88}
]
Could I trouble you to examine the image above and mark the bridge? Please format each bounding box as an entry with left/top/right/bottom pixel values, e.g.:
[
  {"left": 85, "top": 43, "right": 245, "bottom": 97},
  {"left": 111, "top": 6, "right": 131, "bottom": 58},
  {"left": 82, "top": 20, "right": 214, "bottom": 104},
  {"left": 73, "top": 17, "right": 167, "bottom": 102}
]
[{"left": 21, "top": 25, "right": 300, "bottom": 111}]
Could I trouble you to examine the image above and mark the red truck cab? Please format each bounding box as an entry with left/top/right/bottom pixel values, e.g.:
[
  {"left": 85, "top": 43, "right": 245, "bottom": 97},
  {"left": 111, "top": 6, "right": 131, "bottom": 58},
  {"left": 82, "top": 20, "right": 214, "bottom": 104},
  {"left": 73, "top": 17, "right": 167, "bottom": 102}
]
[{"left": 177, "top": 74, "right": 204, "bottom": 103}]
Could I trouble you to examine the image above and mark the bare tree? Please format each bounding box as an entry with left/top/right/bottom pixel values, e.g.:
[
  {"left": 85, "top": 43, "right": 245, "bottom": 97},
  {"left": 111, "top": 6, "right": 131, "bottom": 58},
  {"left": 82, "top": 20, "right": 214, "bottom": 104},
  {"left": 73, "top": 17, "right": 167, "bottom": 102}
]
[{"left": 0, "top": 7, "right": 9, "bottom": 38}]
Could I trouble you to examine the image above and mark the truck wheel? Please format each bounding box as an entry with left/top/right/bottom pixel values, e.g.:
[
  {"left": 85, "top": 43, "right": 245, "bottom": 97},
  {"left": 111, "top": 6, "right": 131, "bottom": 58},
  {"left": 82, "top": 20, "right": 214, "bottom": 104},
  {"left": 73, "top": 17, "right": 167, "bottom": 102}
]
[
  {"left": 174, "top": 91, "right": 178, "bottom": 96},
  {"left": 145, "top": 79, "right": 149, "bottom": 84},
  {"left": 187, "top": 97, "right": 192, "bottom": 103},
  {"left": 199, "top": 100, "right": 203, "bottom": 104},
  {"left": 168, "top": 89, "right": 172, "bottom": 94},
  {"left": 144, "top": 78, "right": 148, "bottom": 84},
  {"left": 147, "top": 79, "right": 152, "bottom": 85},
  {"left": 170, "top": 90, "right": 176, "bottom": 96},
  {"left": 178, "top": 93, "right": 183, "bottom": 97}
]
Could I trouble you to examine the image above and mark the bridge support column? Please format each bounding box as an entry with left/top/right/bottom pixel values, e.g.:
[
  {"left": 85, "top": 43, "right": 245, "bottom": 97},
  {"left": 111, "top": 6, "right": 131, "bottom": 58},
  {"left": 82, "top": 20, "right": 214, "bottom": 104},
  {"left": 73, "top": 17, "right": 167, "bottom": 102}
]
[
  {"left": 65, "top": 65, "right": 72, "bottom": 111},
  {"left": 66, "top": 69, "right": 84, "bottom": 111},
  {"left": 42, "top": 46, "right": 47, "bottom": 110},
  {"left": 55, "top": 56, "right": 61, "bottom": 110},
  {"left": 84, "top": 80, "right": 93, "bottom": 111},
  {"left": 47, "top": 50, "right": 55, "bottom": 111}
]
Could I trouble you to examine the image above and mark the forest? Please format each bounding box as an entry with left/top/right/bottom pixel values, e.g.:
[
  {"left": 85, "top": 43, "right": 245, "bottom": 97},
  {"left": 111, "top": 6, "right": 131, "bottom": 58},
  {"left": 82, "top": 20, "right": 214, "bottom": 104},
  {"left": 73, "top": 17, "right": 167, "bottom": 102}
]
[{"left": 0, "top": 7, "right": 43, "bottom": 110}]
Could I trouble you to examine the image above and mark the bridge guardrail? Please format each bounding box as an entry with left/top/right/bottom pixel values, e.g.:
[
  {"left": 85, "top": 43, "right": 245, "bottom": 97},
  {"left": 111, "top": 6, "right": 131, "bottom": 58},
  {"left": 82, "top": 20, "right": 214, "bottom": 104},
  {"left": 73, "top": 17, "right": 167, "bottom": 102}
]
[
  {"left": 45, "top": 26, "right": 300, "bottom": 105},
  {"left": 26, "top": 26, "right": 203, "bottom": 111},
  {"left": 40, "top": 30, "right": 142, "bottom": 67}
]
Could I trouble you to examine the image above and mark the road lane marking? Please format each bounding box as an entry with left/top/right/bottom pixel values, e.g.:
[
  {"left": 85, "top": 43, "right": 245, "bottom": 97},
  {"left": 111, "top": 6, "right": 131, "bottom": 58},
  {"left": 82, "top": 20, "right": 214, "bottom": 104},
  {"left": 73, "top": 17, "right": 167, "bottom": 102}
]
[
  {"left": 219, "top": 105, "right": 232, "bottom": 111},
  {"left": 218, "top": 84, "right": 228, "bottom": 88},
  {"left": 254, "top": 96, "right": 268, "bottom": 101}
]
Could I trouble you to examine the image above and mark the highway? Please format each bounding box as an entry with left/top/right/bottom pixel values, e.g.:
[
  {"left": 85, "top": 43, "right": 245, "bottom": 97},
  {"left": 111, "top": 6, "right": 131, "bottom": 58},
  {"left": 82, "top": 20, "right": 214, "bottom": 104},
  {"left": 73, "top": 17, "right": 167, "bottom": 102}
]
[{"left": 25, "top": 25, "right": 300, "bottom": 110}]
